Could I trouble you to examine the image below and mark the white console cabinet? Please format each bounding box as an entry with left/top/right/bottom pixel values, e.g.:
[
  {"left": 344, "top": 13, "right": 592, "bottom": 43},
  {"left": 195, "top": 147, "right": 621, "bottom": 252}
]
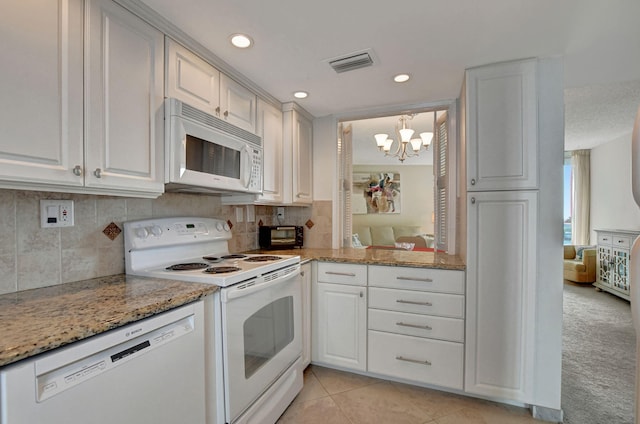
[{"left": 594, "top": 229, "right": 640, "bottom": 301}]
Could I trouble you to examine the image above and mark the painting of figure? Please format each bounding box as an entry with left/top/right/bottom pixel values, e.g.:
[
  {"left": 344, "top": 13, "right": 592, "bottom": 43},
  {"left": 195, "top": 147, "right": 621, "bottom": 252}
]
[{"left": 353, "top": 172, "right": 401, "bottom": 214}]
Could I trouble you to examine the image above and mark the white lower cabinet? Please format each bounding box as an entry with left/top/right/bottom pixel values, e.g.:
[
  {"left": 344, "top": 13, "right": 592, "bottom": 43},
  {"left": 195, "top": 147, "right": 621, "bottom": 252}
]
[
  {"left": 368, "top": 331, "right": 464, "bottom": 390},
  {"left": 367, "top": 265, "right": 465, "bottom": 390},
  {"left": 311, "top": 262, "right": 465, "bottom": 390},
  {"left": 312, "top": 262, "right": 367, "bottom": 371}
]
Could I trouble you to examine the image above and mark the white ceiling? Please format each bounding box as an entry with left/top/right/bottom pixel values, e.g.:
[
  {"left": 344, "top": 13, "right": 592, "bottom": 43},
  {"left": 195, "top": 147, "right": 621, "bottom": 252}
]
[{"left": 140, "top": 0, "right": 640, "bottom": 151}]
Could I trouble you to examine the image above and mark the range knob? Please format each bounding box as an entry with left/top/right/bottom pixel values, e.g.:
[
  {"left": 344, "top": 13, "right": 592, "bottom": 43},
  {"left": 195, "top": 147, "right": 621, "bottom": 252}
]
[
  {"left": 135, "top": 227, "right": 149, "bottom": 239},
  {"left": 223, "top": 222, "right": 230, "bottom": 232},
  {"left": 150, "top": 225, "right": 163, "bottom": 237},
  {"left": 215, "top": 222, "right": 224, "bottom": 231}
]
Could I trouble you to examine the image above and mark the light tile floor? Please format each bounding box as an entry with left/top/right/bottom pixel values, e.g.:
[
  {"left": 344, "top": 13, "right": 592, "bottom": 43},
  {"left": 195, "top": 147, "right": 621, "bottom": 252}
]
[{"left": 277, "top": 365, "right": 546, "bottom": 424}]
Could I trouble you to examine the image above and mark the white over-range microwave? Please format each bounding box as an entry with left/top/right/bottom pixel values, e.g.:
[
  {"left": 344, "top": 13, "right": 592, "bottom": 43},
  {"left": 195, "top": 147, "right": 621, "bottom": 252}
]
[{"left": 165, "top": 98, "right": 263, "bottom": 194}]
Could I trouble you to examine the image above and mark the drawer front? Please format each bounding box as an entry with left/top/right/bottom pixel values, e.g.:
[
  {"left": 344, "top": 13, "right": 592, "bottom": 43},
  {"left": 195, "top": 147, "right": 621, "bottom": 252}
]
[
  {"left": 368, "top": 309, "right": 464, "bottom": 342},
  {"left": 368, "top": 265, "right": 464, "bottom": 294},
  {"left": 613, "top": 236, "right": 632, "bottom": 249},
  {"left": 369, "top": 287, "right": 464, "bottom": 318},
  {"left": 368, "top": 330, "right": 463, "bottom": 390},
  {"left": 597, "top": 233, "right": 612, "bottom": 246},
  {"left": 317, "top": 262, "right": 367, "bottom": 286}
]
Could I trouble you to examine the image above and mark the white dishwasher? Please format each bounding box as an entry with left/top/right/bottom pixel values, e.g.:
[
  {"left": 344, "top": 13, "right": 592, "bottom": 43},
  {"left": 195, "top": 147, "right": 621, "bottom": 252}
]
[{"left": 0, "top": 300, "right": 207, "bottom": 424}]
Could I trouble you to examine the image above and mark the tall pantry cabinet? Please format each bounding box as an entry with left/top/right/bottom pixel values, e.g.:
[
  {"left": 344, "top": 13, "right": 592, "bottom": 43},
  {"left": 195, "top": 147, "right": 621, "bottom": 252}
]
[{"left": 462, "top": 58, "right": 564, "bottom": 417}]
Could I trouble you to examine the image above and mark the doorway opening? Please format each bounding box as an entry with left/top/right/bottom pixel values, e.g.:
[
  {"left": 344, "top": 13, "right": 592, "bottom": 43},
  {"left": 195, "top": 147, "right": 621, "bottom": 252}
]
[{"left": 336, "top": 102, "right": 455, "bottom": 253}]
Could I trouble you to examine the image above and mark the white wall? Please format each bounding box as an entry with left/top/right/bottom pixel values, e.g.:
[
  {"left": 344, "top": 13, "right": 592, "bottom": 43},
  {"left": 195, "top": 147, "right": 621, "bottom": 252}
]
[
  {"left": 312, "top": 116, "right": 337, "bottom": 201},
  {"left": 533, "top": 56, "right": 565, "bottom": 410},
  {"left": 590, "top": 133, "right": 640, "bottom": 241}
]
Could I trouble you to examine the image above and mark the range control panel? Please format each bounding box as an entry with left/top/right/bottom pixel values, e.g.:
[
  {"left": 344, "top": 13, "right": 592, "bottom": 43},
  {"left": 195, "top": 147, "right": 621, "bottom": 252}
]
[{"left": 123, "top": 217, "right": 232, "bottom": 251}]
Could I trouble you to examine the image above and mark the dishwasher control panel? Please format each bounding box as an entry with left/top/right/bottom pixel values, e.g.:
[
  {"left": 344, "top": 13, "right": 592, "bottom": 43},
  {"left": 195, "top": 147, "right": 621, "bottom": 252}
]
[{"left": 35, "top": 314, "right": 194, "bottom": 402}]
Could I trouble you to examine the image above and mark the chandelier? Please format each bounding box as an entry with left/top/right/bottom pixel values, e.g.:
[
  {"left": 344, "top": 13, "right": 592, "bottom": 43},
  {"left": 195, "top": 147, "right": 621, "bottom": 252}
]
[{"left": 373, "top": 115, "right": 433, "bottom": 162}]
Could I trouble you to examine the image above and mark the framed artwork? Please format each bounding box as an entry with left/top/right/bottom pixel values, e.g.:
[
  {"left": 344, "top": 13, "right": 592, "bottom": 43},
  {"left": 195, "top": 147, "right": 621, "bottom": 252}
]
[{"left": 352, "top": 172, "right": 400, "bottom": 214}]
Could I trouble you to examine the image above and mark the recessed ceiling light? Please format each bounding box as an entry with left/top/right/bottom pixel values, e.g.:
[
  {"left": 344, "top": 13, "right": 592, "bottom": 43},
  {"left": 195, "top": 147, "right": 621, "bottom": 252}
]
[
  {"left": 293, "top": 91, "right": 308, "bottom": 99},
  {"left": 230, "top": 33, "right": 253, "bottom": 49},
  {"left": 393, "top": 73, "right": 410, "bottom": 83}
]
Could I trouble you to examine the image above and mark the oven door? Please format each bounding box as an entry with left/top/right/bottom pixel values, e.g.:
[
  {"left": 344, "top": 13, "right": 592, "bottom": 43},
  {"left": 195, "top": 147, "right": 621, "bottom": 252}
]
[{"left": 220, "top": 265, "right": 302, "bottom": 422}]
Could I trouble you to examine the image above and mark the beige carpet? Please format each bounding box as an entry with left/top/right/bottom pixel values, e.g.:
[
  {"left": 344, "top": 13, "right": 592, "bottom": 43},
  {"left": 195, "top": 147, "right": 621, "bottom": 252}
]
[{"left": 562, "top": 282, "right": 635, "bottom": 424}]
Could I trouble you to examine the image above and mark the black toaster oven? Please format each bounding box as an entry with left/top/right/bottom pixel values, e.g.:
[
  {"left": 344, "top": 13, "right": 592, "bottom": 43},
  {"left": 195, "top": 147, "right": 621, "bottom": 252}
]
[{"left": 259, "top": 226, "right": 303, "bottom": 249}]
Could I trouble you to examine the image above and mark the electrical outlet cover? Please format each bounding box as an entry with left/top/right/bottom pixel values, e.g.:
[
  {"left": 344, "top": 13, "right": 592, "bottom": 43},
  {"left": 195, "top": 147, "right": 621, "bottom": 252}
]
[{"left": 40, "top": 200, "right": 74, "bottom": 228}]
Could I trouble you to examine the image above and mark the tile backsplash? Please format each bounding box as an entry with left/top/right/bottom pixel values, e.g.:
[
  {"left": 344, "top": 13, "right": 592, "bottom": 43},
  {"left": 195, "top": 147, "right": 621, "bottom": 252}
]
[{"left": 0, "top": 189, "right": 332, "bottom": 294}]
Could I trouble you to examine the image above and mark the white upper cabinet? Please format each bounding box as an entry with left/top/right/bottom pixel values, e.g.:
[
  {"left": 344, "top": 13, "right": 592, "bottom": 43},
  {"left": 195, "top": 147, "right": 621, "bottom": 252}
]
[
  {"left": 466, "top": 59, "right": 538, "bottom": 191},
  {"left": 0, "top": 0, "right": 164, "bottom": 197},
  {"left": 0, "top": 0, "right": 84, "bottom": 187},
  {"left": 166, "top": 39, "right": 256, "bottom": 133},
  {"left": 85, "top": 0, "right": 164, "bottom": 195},
  {"left": 283, "top": 103, "right": 313, "bottom": 205},
  {"left": 256, "top": 99, "right": 284, "bottom": 204},
  {"left": 165, "top": 38, "right": 220, "bottom": 115}
]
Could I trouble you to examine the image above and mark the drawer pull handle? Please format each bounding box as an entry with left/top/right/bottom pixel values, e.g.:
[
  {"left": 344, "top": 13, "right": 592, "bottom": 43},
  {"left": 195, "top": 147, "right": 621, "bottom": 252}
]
[
  {"left": 396, "top": 276, "right": 433, "bottom": 283},
  {"left": 396, "top": 322, "right": 432, "bottom": 330},
  {"left": 395, "top": 356, "right": 431, "bottom": 366},
  {"left": 325, "top": 271, "right": 356, "bottom": 277},
  {"left": 396, "top": 299, "right": 432, "bottom": 306}
]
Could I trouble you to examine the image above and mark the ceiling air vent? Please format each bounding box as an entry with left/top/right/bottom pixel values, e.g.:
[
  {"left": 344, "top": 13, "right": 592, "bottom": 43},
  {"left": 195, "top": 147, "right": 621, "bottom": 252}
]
[{"left": 328, "top": 49, "right": 374, "bottom": 74}]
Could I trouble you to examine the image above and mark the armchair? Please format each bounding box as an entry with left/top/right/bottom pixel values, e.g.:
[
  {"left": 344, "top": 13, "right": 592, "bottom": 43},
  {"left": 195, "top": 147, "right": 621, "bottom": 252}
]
[{"left": 563, "top": 245, "right": 596, "bottom": 283}]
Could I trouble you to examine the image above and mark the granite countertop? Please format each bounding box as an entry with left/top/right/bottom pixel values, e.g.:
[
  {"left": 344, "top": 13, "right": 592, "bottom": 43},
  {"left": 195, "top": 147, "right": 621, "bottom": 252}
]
[
  {"left": 251, "top": 247, "right": 465, "bottom": 271},
  {"left": 0, "top": 274, "right": 217, "bottom": 367}
]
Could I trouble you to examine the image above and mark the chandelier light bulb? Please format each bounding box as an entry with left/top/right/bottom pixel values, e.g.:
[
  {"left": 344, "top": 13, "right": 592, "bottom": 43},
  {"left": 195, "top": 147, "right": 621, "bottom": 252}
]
[
  {"left": 374, "top": 133, "right": 389, "bottom": 148},
  {"left": 420, "top": 132, "right": 434, "bottom": 147},
  {"left": 383, "top": 139, "right": 393, "bottom": 152},
  {"left": 410, "top": 138, "right": 423, "bottom": 151},
  {"left": 399, "top": 128, "right": 414, "bottom": 143}
]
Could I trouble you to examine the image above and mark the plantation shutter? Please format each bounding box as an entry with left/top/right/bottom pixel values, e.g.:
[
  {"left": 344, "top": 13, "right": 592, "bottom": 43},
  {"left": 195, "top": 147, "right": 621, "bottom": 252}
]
[
  {"left": 434, "top": 112, "right": 448, "bottom": 251},
  {"left": 340, "top": 124, "right": 353, "bottom": 246}
]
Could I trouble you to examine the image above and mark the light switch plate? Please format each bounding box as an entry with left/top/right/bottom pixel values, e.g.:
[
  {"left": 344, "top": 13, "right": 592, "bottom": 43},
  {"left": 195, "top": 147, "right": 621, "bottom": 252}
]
[{"left": 40, "top": 200, "right": 74, "bottom": 228}]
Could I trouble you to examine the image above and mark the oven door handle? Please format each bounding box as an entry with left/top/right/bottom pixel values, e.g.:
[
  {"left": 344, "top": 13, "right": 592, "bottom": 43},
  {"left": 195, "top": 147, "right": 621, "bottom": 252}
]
[{"left": 223, "top": 265, "right": 300, "bottom": 301}]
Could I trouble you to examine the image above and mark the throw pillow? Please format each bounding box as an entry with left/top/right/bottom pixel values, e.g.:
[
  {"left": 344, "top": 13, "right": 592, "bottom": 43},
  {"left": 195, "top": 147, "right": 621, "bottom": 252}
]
[{"left": 576, "top": 245, "right": 596, "bottom": 260}]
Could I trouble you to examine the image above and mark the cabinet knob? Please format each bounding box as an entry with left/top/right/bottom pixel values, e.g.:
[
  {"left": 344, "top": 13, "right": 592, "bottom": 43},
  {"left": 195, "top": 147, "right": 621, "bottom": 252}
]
[
  {"left": 300, "top": 271, "right": 305, "bottom": 276},
  {"left": 215, "top": 106, "right": 221, "bottom": 116},
  {"left": 94, "top": 168, "right": 102, "bottom": 178},
  {"left": 359, "top": 291, "right": 364, "bottom": 298},
  {"left": 471, "top": 197, "right": 476, "bottom": 204},
  {"left": 470, "top": 178, "right": 476, "bottom": 185},
  {"left": 72, "top": 165, "right": 82, "bottom": 176},
  {"left": 224, "top": 110, "right": 229, "bottom": 118}
]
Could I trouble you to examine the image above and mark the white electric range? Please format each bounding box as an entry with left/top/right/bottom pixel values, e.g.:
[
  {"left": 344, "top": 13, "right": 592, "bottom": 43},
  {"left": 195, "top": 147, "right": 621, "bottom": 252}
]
[{"left": 124, "top": 217, "right": 303, "bottom": 424}]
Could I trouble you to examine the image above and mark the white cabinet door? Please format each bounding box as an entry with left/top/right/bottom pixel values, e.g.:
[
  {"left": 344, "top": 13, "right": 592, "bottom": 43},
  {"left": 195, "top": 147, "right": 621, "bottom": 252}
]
[
  {"left": 313, "top": 282, "right": 366, "bottom": 371},
  {"left": 465, "top": 190, "right": 537, "bottom": 402},
  {"left": 85, "top": 0, "right": 164, "bottom": 195},
  {"left": 220, "top": 74, "right": 256, "bottom": 133},
  {"left": 301, "top": 262, "right": 312, "bottom": 368},
  {"left": 466, "top": 59, "right": 537, "bottom": 191},
  {"left": 165, "top": 39, "right": 256, "bottom": 134},
  {"left": 256, "top": 99, "right": 284, "bottom": 203},
  {"left": 165, "top": 38, "right": 220, "bottom": 116},
  {"left": 292, "top": 110, "right": 313, "bottom": 204},
  {"left": 0, "top": 0, "right": 84, "bottom": 186},
  {"left": 283, "top": 104, "right": 313, "bottom": 205}
]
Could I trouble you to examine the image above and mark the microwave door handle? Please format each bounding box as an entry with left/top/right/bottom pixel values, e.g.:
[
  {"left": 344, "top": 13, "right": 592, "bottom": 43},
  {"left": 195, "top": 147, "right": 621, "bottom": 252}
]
[{"left": 241, "top": 146, "right": 252, "bottom": 188}]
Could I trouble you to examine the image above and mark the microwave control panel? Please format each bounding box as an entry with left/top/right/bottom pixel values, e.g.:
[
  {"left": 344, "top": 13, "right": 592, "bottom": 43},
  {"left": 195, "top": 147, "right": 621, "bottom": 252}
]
[{"left": 249, "top": 148, "right": 262, "bottom": 192}]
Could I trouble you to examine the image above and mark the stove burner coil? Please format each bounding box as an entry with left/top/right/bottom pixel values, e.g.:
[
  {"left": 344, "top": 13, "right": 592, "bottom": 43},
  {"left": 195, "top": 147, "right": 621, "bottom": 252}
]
[
  {"left": 245, "top": 256, "right": 282, "bottom": 262},
  {"left": 166, "top": 263, "right": 209, "bottom": 271},
  {"left": 204, "top": 266, "right": 242, "bottom": 274},
  {"left": 202, "top": 255, "right": 223, "bottom": 263},
  {"left": 221, "top": 254, "right": 248, "bottom": 259}
]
